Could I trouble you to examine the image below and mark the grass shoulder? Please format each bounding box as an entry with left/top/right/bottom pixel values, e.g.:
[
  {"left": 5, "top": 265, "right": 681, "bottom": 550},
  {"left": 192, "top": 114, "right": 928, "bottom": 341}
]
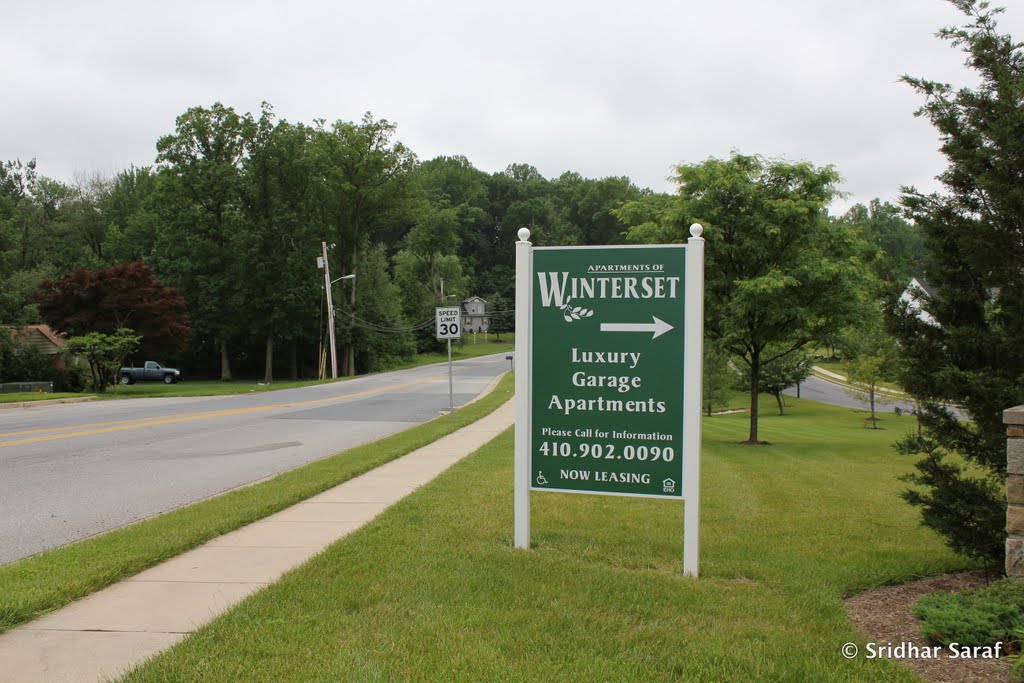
[
  {"left": 89, "top": 339, "right": 514, "bottom": 400},
  {"left": 0, "top": 392, "right": 85, "bottom": 404}
]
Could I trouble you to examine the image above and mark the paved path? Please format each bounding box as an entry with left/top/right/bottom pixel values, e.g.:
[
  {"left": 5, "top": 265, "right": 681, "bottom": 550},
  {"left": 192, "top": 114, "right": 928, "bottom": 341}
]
[{"left": 0, "top": 398, "right": 514, "bottom": 683}]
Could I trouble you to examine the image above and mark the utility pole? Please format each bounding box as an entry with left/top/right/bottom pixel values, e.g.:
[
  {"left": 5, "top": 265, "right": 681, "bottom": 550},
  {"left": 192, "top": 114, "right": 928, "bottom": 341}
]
[{"left": 321, "top": 241, "right": 338, "bottom": 379}]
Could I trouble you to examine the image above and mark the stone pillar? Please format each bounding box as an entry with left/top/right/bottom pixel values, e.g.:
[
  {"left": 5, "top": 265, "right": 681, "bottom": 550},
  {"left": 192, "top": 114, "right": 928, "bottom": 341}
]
[{"left": 1006, "top": 406, "right": 1024, "bottom": 576}]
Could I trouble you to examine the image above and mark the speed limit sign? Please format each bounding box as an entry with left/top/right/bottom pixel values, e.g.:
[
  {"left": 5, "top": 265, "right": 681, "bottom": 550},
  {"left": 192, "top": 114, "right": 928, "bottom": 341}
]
[{"left": 435, "top": 306, "right": 462, "bottom": 340}]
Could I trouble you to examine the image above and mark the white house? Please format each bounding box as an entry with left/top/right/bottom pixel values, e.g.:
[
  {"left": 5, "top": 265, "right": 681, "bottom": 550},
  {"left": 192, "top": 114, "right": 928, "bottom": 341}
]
[
  {"left": 898, "top": 277, "right": 938, "bottom": 326},
  {"left": 461, "top": 296, "right": 489, "bottom": 333}
]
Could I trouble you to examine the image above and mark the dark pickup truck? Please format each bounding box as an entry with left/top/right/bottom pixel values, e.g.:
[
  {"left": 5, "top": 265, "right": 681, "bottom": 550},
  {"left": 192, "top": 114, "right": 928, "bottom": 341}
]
[{"left": 118, "top": 361, "right": 182, "bottom": 385}]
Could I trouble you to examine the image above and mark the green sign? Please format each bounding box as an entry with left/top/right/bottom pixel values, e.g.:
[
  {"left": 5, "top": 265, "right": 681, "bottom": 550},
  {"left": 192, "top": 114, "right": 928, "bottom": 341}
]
[{"left": 530, "top": 245, "right": 685, "bottom": 498}]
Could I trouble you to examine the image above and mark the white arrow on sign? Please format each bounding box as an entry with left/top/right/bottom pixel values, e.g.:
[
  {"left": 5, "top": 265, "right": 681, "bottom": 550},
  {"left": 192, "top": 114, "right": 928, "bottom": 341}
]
[{"left": 599, "top": 316, "right": 674, "bottom": 339}]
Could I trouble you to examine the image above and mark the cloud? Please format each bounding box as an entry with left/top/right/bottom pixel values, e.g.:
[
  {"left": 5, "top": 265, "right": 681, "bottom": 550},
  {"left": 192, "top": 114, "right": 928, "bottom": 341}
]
[{"left": 2, "top": 0, "right": 1021, "bottom": 215}]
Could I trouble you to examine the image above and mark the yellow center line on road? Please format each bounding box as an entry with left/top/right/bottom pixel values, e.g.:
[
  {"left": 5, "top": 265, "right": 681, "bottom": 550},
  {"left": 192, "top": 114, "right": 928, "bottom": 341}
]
[{"left": 0, "top": 373, "right": 448, "bottom": 449}]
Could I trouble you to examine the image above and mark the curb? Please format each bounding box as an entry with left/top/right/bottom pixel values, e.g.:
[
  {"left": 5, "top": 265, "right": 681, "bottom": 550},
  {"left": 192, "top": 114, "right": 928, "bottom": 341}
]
[{"left": 0, "top": 396, "right": 98, "bottom": 409}]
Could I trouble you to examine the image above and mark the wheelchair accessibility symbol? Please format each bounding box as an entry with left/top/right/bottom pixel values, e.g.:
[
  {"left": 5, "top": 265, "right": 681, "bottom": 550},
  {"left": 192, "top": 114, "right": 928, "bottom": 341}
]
[{"left": 536, "top": 472, "right": 549, "bottom": 486}]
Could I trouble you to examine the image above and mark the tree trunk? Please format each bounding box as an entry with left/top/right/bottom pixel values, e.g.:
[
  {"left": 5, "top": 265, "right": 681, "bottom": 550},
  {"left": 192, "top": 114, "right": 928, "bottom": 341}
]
[
  {"left": 774, "top": 391, "right": 785, "bottom": 416},
  {"left": 746, "top": 351, "right": 760, "bottom": 443},
  {"left": 869, "top": 384, "right": 877, "bottom": 429},
  {"left": 89, "top": 362, "right": 102, "bottom": 393},
  {"left": 289, "top": 343, "right": 298, "bottom": 380},
  {"left": 219, "top": 341, "right": 232, "bottom": 381},
  {"left": 264, "top": 334, "right": 274, "bottom": 384}
]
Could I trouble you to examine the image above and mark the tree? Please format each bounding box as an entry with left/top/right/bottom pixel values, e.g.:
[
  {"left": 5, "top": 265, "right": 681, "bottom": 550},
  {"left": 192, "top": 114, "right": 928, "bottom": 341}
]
[
  {"left": 308, "top": 113, "right": 419, "bottom": 376},
  {"left": 347, "top": 244, "right": 415, "bottom": 372},
  {"left": 551, "top": 172, "right": 642, "bottom": 245},
  {"left": 841, "top": 314, "right": 900, "bottom": 428},
  {"left": 892, "top": 0, "right": 1024, "bottom": 570},
  {"left": 702, "top": 342, "right": 735, "bottom": 416},
  {"left": 486, "top": 293, "right": 514, "bottom": 341},
  {"left": 152, "top": 102, "right": 252, "bottom": 380},
  {"left": 837, "top": 200, "right": 926, "bottom": 299},
  {"left": 743, "top": 349, "right": 812, "bottom": 417},
  {"left": 35, "top": 262, "right": 190, "bottom": 359},
  {"left": 626, "top": 153, "right": 867, "bottom": 443},
  {"left": 102, "top": 166, "right": 160, "bottom": 264},
  {"left": 240, "top": 108, "right": 322, "bottom": 382},
  {"left": 65, "top": 328, "right": 141, "bottom": 393}
]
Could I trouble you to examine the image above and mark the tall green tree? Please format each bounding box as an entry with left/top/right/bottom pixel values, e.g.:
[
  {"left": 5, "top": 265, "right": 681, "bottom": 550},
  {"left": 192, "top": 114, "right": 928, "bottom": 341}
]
[
  {"left": 838, "top": 199, "right": 926, "bottom": 298},
  {"left": 892, "top": 0, "right": 1024, "bottom": 569},
  {"left": 152, "top": 103, "right": 252, "bottom": 379},
  {"left": 393, "top": 207, "right": 469, "bottom": 353},
  {"left": 102, "top": 166, "right": 160, "bottom": 264},
  {"left": 348, "top": 244, "right": 415, "bottom": 371},
  {"left": 308, "top": 114, "right": 419, "bottom": 375},
  {"left": 416, "top": 156, "right": 494, "bottom": 294},
  {"left": 551, "top": 172, "right": 642, "bottom": 245},
  {"left": 627, "top": 153, "right": 867, "bottom": 443},
  {"left": 241, "top": 107, "right": 322, "bottom": 382}
]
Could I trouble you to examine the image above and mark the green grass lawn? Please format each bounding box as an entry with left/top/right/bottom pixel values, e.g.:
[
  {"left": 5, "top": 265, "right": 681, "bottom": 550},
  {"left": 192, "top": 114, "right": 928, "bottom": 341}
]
[
  {"left": 123, "top": 396, "right": 969, "bottom": 682},
  {"left": 0, "top": 373, "right": 514, "bottom": 635},
  {"left": 100, "top": 377, "right": 340, "bottom": 399},
  {"left": 89, "top": 340, "right": 515, "bottom": 399},
  {"left": 381, "top": 337, "right": 515, "bottom": 372}
]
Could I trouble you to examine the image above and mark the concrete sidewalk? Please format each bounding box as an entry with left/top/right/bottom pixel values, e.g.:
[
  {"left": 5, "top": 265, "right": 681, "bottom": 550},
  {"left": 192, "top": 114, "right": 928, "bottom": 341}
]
[{"left": 0, "top": 400, "right": 514, "bottom": 683}]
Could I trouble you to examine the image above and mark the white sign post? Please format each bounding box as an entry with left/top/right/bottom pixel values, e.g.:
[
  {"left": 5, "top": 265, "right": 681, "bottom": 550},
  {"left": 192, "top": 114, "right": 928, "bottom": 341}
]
[
  {"left": 436, "top": 306, "right": 462, "bottom": 413},
  {"left": 513, "top": 225, "right": 705, "bottom": 576}
]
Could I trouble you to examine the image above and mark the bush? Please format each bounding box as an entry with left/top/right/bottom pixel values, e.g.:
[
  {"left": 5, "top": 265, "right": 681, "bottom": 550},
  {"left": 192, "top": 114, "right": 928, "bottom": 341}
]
[
  {"left": 914, "top": 579, "right": 1024, "bottom": 648},
  {"left": 0, "top": 330, "right": 60, "bottom": 385},
  {"left": 54, "top": 365, "right": 90, "bottom": 393}
]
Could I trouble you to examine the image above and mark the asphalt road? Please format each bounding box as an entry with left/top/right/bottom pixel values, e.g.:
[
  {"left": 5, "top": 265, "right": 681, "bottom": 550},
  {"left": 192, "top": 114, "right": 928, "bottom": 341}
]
[
  {"left": 784, "top": 375, "right": 917, "bottom": 414},
  {"left": 0, "top": 354, "right": 511, "bottom": 566},
  {"left": 784, "top": 375, "right": 967, "bottom": 421}
]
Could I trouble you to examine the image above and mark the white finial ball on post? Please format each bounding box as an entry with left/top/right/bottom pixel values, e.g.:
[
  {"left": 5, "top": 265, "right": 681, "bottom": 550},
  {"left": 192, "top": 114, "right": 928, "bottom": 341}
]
[
  {"left": 517, "top": 227, "right": 531, "bottom": 243},
  {"left": 690, "top": 223, "right": 703, "bottom": 238}
]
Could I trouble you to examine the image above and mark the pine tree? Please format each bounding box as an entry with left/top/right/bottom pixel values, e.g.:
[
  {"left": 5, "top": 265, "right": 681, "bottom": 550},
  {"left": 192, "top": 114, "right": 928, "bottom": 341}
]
[{"left": 893, "top": 0, "right": 1024, "bottom": 570}]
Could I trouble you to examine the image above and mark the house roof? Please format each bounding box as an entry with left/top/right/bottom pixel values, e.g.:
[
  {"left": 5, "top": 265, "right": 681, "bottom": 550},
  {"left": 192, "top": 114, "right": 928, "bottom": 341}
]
[
  {"left": 908, "top": 276, "right": 936, "bottom": 299},
  {"left": 6, "top": 324, "right": 66, "bottom": 349}
]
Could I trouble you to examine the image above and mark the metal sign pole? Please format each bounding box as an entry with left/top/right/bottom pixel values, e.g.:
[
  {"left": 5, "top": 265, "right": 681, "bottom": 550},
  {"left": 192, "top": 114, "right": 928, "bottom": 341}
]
[
  {"left": 448, "top": 338, "right": 454, "bottom": 413},
  {"left": 436, "top": 305, "right": 462, "bottom": 415}
]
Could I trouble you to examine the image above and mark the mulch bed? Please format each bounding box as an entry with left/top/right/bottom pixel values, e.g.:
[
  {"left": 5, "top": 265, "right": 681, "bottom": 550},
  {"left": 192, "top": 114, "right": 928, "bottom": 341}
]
[{"left": 845, "top": 571, "right": 1014, "bottom": 682}]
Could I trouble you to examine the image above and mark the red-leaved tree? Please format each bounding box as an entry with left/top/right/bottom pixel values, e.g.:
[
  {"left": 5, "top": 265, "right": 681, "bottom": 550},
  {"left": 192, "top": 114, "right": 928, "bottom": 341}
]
[{"left": 36, "top": 262, "right": 191, "bottom": 359}]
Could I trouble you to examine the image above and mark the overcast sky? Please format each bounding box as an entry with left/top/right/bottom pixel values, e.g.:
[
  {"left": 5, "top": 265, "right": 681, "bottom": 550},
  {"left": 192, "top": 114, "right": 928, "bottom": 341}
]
[{"left": 4, "top": 0, "right": 1022, "bottom": 215}]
